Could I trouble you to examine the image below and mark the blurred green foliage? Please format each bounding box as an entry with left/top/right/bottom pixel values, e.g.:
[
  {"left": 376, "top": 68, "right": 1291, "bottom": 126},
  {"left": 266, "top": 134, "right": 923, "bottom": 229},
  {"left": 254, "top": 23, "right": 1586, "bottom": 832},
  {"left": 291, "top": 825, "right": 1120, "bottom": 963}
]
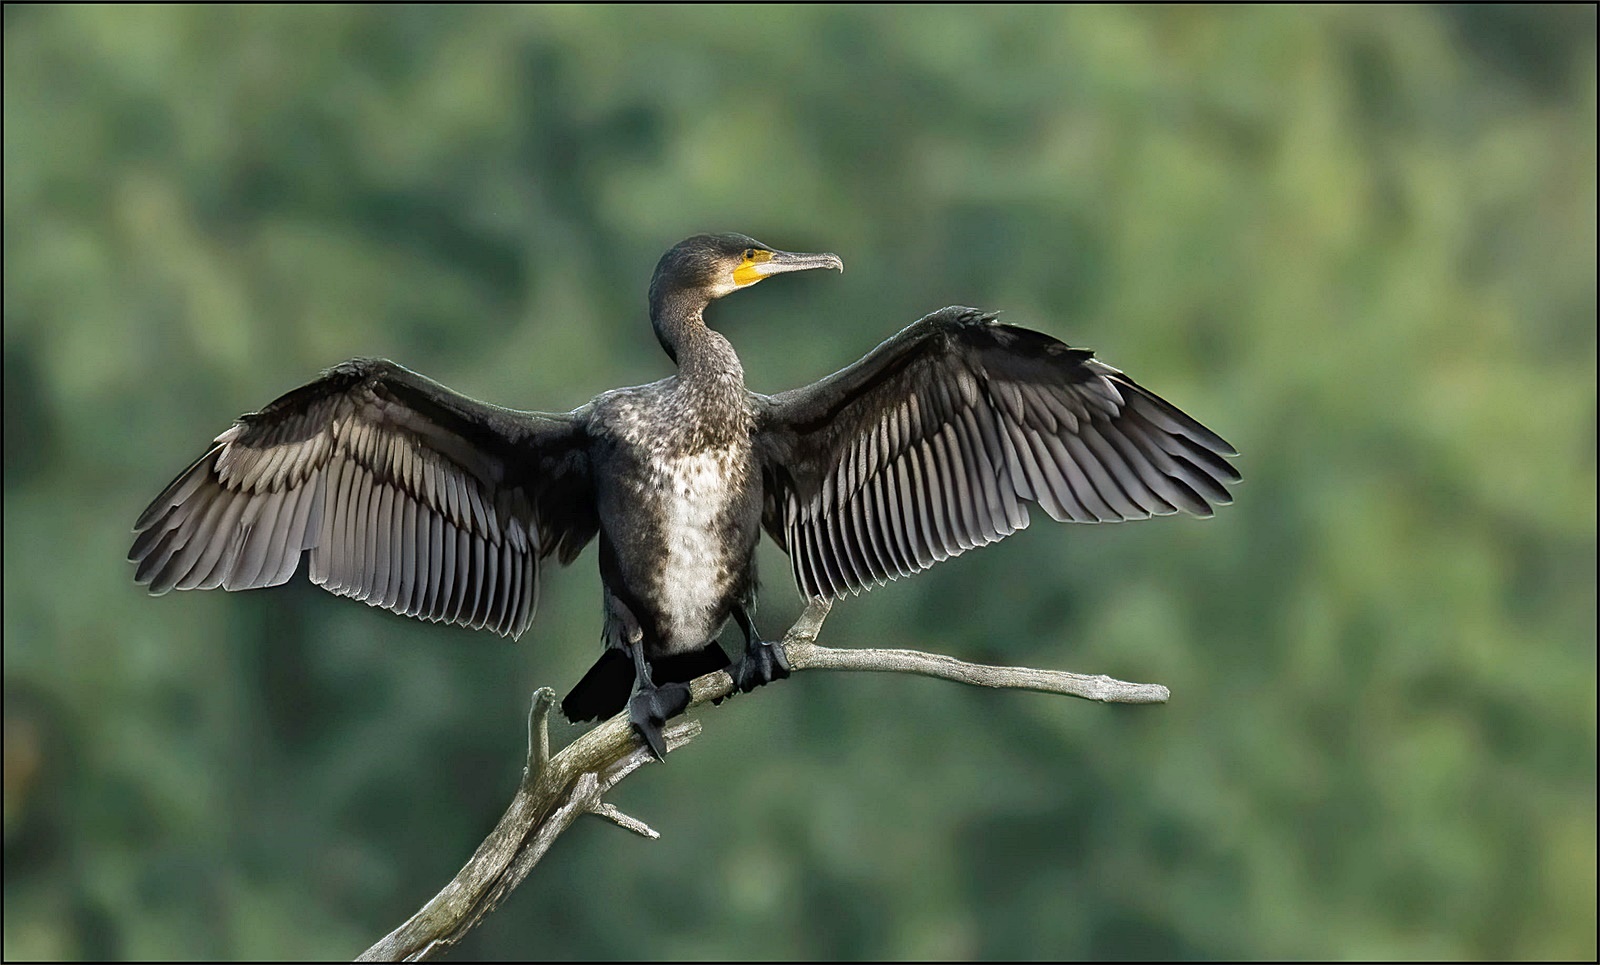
[{"left": 4, "top": 5, "right": 1595, "bottom": 960}]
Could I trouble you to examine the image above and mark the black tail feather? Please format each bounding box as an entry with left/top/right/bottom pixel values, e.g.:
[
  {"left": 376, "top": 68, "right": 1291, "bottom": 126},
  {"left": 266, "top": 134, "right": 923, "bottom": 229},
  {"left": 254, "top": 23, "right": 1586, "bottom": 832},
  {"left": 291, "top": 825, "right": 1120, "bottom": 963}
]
[{"left": 560, "top": 642, "right": 731, "bottom": 722}]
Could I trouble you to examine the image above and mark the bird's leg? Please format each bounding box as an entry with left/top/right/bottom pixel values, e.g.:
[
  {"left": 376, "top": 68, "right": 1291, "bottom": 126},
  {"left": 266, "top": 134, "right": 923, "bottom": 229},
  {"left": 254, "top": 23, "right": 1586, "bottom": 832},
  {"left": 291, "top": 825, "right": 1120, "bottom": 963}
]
[
  {"left": 627, "top": 636, "right": 690, "bottom": 761},
  {"left": 729, "top": 601, "right": 790, "bottom": 694}
]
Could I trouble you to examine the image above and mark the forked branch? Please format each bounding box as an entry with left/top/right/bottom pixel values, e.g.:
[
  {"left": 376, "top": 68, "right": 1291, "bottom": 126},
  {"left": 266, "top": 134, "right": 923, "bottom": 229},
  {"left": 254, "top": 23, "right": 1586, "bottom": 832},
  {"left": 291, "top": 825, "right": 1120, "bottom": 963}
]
[{"left": 357, "top": 600, "right": 1167, "bottom": 961}]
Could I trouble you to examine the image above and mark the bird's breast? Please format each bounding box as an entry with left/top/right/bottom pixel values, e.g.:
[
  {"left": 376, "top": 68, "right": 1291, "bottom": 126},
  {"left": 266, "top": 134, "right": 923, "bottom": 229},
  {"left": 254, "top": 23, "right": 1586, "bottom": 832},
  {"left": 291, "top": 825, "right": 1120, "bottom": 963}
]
[
  {"left": 594, "top": 434, "right": 759, "bottom": 650},
  {"left": 652, "top": 447, "right": 745, "bottom": 633}
]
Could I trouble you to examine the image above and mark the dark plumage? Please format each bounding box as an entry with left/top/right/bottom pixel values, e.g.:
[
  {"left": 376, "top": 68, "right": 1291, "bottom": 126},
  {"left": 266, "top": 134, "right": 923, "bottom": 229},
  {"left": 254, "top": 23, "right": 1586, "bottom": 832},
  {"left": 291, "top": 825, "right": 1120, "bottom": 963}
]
[{"left": 130, "top": 232, "right": 1239, "bottom": 757}]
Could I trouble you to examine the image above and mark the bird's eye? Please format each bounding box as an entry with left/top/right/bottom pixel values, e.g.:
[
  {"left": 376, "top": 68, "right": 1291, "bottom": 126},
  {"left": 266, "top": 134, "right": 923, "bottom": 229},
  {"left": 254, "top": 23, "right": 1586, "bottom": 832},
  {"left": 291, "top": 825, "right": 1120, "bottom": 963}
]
[{"left": 743, "top": 248, "right": 758, "bottom": 260}]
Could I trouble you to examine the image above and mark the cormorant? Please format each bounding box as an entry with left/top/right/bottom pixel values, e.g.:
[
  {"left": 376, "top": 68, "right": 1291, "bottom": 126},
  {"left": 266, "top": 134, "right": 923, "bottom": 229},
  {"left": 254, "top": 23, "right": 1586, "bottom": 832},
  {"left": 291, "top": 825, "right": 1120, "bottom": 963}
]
[{"left": 129, "top": 233, "right": 1239, "bottom": 757}]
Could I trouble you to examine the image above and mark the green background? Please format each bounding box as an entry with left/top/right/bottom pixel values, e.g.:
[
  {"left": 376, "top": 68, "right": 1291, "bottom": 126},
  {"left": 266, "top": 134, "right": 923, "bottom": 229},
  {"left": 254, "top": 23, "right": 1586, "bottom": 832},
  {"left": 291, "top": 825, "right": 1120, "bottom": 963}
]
[{"left": 4, "top": 5, "right": 1595, "bottom": 960}]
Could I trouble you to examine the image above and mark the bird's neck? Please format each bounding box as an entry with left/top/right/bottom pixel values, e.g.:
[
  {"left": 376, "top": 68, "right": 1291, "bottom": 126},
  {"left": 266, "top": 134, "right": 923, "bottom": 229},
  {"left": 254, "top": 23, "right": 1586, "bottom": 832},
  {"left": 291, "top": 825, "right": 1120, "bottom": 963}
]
[{"left": 651, "top": 291, "right": 745, "bottom": 389}]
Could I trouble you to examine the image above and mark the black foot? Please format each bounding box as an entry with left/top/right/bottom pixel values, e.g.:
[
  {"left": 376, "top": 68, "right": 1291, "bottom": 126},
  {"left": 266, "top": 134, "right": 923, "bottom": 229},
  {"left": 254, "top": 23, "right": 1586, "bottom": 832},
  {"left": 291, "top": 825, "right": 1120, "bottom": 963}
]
[
  {"left": 730, "top": 639, "right": 791, "bottom": 694},
  {"left": 629, "top": 681, "right": 692, "bottom": 760}
]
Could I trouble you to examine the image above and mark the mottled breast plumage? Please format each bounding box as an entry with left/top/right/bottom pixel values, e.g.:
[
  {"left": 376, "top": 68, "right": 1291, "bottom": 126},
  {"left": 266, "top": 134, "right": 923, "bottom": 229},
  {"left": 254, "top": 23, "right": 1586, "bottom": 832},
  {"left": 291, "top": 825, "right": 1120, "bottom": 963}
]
[{"left": 589, "top": 378, "right": 760, "bottom": 654}]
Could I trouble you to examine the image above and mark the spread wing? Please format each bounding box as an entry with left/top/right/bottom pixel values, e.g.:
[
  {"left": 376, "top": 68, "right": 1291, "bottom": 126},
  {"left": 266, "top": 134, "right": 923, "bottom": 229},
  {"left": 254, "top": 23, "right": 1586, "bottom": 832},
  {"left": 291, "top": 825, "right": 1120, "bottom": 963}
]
[
  {"left": 753, "top": 307, "right": 1240, "bottom": 601},
  {"left": 129, "top": 359, "right": 597, "bottom": 638}
]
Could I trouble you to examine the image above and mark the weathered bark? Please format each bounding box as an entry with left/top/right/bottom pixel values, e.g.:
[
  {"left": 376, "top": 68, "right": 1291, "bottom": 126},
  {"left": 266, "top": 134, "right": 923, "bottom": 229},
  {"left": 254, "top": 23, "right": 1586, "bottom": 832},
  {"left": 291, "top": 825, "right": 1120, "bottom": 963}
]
[{"left": 358, "top": 599, "right": 1167, "bottom": 961}]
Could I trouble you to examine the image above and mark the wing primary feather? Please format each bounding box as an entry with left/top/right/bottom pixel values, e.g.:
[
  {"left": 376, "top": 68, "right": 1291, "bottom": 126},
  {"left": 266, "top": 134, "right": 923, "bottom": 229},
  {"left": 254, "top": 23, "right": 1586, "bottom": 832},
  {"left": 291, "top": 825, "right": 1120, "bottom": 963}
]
[
  {"left": 1096, "top": 423, "right": 1181, "bottom": 515},
  {"left": 230, "top": 488, "right": 284, "bottom": 588},
  {"left": 1126, "top": 419, "right": 1232, "bottom": 506},
  {"left": 135, "top": 512, "right": 192, "bottom": 595},
  {"left": 154, "top": 484, "right": 231, "bottom": 593},
  {"left": 191, "top": 493, "right": 251, "bottom": 590},
  {"left": 178, "top": 490, "right": 248, "bottom": 590},
  {"left": 134, "top": 519, "right": 189, "bottom": 590},
  {"left": 1167, "top": 431, "right": 1243, "bottom": 486},
  {"left": 135, "top": 447, "right": 217, "bottom": 532},
  {"left": 1119, "top": 422, "right": 1214, "bottom": 515},
  {"left": 1124, "top": 387, "right": 1236, "bottom": 454},
  {"left": 129, "top": 510, "right": 175, "bottom": 563},
  {"left": 1079, "top": 423, "right": 1169, "bottom": 516},
  {"left": 1039, "top": 433, "right": 1115, "bottom": 522},
  {"left": 1062, "top": 431, "right": 1144, "bottom": 519}
]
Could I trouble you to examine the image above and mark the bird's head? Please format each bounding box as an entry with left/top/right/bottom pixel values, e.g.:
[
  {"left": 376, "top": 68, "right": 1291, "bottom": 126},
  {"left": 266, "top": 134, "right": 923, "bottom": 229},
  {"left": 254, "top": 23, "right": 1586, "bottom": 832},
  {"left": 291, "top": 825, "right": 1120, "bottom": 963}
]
[{"left": 649, "top": 233, "right": 843, "bottom": 316}]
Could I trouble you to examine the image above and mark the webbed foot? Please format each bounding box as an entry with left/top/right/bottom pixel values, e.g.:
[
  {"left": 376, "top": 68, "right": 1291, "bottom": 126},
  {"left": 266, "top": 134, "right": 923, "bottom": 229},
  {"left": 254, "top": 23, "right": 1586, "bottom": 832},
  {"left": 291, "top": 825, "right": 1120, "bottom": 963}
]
[
  {"left": 730, "top": 639, "right": 791, "bottom": 694},
  {"left": 629, "top": 681, "right": 691, "bottom": 761}
]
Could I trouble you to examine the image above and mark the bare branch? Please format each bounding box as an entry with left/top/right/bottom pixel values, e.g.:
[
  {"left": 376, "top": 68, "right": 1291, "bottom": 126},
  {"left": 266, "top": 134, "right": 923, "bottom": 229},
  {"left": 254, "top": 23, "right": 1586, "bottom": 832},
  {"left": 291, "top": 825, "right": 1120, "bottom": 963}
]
[
  {"left": 589, "top": 803, "right": 659, "bottom": 839},
  {"left": 525, "top": 687, "right": 555, "bottom": 776},
  {"left": 787, "top": 641, "right": 1171, "bottom": 703},
  {"left": 357, "top": 599, "right": 1167, "bottom": 961}
]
